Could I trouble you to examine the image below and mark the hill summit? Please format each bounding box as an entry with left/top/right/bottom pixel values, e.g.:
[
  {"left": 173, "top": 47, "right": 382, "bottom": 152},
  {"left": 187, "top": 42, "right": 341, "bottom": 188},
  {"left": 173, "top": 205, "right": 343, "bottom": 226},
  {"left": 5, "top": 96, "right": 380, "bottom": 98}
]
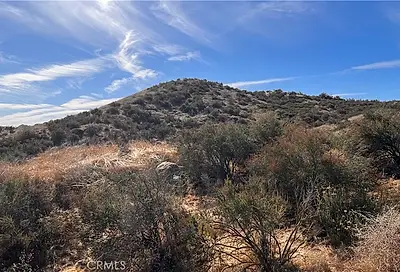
[{"left": 1, "top": 78, "right": 399, "bottom": 161}]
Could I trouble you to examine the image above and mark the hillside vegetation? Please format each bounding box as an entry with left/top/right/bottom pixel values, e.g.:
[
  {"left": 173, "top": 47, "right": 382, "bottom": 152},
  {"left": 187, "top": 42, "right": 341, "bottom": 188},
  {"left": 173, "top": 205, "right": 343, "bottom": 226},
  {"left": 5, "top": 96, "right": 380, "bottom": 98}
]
[
  {"left": 1, "top": 78, "right": 400, "bottom": 161},
  {"left": 1, "top": 104, "right": 400, "bottom": 271}
]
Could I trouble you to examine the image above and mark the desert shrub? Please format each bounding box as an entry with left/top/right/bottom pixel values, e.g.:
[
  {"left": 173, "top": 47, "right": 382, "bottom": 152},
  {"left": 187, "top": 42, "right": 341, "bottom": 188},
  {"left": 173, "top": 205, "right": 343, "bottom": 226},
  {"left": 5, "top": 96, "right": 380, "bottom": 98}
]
[
  {"left": 317, "top": 187, "right": 376, "bottom": 247},
  {"left": 50, "top": 129, "right": 66, "bottom": 146},
  {"left": 0, "top": 169, "right": 100, "bottom": 271},
  {"left": 85, "top": 125, "right": 100, "bottom": 138},
  {"left": 224, "top": 105, "right": 240, "bottom": 116},
  {"left": 79, "top": 181, "right": 123, "bottom": 232},
  {"left": 211, "top": 179, "right": 303, "bottom": 272},
  {"left": 179, "top": 123, "right": 256, "bottom": 186},
  {"left": 106, "top": 107, "right": 120, "bottom": 115},
  {"left": 351, "top": 207, "right": 400, "bottom": 272},
  {"left": 38, "top": 208, "right": 90, "bottom": 270},
  {"left": 355, "top": 110, "right": 400, "bottom": 177},
  {"left": 71, "top": 128, "right": 84, "bottom": 138},
  {"left": 149, "top": 121, "right": 175, "bottom": 139},
  {"left": 252, "top": 125, "right": 376, "bottom": 246},
  {"left": 249, "top": 112, "right": 282, "bottom": 146},
  {"left": 14, "top": 128, "right": 37, "bottom": 142},
  {"left": 211, "top": 100, "right": 223, "bottom": 108},
  {"left": 84, "top": 170, "right": 212, "bottom": 272},
  {"left": 132, "top": 97, "right": 146, "bottom": 105},
  {"left": 0, "top": 179, "right": 54, "bottom": 270},
  {"left": 180, "top": 102, "right": 199, "bottom": 116},
  {"left": 169, "top": 92, "right": 187, "bottom": 106}
]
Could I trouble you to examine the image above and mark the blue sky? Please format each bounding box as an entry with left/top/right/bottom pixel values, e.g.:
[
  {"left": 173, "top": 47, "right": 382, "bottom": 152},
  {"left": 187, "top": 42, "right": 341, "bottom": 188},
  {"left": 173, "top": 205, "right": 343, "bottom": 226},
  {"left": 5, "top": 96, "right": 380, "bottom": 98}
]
[{"left": 1, "top": 1, "right": 400, "bottom": 126}]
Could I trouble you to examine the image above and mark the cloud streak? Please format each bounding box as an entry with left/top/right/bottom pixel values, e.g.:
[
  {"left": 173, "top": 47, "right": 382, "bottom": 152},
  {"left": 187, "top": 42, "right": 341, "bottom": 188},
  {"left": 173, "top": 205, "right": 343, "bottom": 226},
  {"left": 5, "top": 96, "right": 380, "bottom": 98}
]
[
  {"left": 152, "top": 1, "right": 211, "bottom": 45},
  {"left": 0, "top": 103, "right": 51, "bottom": 110},
  {"left": 227, "top": 77, "right": 295, "bottom": 88},
  {"left": 0, "top": 96, "right": 121, "bottom": 126},
  {"left": 0, "top": 57, "right": 111, "bottom": 94},
  {"left": 105, "top": 77, "right": 133, "bottom": 93},
  {"left": 168, "top": 51, "right": 201, "bottom": 62},
  {"left": 0, "top": 52, "right": 19, "bottom": 64},
  {"left": 351, "top": 60, "right": 400, "bottom": 70},
  {"left": 113, "top": 31, "right": 158, "bottom": 79},
  {"left": 0, "top": 1, "right": 194, "bottom": 96}
]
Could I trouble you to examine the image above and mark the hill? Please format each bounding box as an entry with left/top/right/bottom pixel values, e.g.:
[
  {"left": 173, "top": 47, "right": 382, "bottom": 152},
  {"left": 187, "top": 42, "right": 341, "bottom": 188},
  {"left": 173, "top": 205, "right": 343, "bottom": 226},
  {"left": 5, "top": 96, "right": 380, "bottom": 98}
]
[{"left": 1, "top": 78, "right": 399, "bottom": 161}]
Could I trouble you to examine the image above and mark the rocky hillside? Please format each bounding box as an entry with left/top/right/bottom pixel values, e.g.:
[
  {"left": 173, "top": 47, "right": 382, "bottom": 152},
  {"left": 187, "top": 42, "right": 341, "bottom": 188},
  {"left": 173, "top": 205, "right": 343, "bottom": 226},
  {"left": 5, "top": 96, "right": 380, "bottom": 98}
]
[{"left": 1, "top": 78, "right": 399, "bottom": 161}]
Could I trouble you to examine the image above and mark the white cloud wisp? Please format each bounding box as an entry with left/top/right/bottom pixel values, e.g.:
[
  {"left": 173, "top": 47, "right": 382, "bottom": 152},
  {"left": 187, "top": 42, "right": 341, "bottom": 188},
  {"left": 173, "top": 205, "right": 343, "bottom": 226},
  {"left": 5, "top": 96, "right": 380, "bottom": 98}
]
[
  {"left": 227, "top": 77, "right": 295, "bottom": 88},
  {"left": 351, "top": 60, "right": 400, "bottom": 70},
  {"left": 0, "top": 96, "right": 121, "bottom": 126}
]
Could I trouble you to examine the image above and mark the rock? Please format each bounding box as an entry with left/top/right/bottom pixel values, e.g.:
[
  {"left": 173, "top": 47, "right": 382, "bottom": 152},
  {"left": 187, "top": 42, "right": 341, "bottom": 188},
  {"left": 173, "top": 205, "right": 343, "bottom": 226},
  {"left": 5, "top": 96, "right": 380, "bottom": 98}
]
[{"left": 156, "top": 162, "right": 180, "bottom": 172}]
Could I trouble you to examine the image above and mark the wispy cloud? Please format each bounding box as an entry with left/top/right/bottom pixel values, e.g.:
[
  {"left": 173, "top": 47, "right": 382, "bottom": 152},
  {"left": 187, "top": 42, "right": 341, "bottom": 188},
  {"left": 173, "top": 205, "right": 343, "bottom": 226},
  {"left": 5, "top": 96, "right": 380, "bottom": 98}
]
[
  {"left": 113, "top": 31, "right": 158, "bottom": 79},
  {"left": 0, "top": 103, "right": 51, "bottom": 110},
  {"left": 0, "top": 52, "right": 19, "bottom": 64},
  {"left": 0, "top": 96, "right": 121, "bottom": 126},
  {"left": 0, "top": 1, "right": 194, "bottom": 96},
  {"left": 227, "top": 77, "right": 295, "bottom": 88},
  {"left": 105, "top": 31, "right": 159, "bottom": 93},
  {"left": 105, "top": 77, "right": 133, "bottom": 93},
  {"left": 168, "top": 51, "right": 201, "bottom": 62},
  {"left": 239, "top": 1, "right": 314, "bottom": 23},
  {"left": 152, "top": 1, "right": 212, "bottom": 45},
  {"left": 351, "top": 60, "right": 400, "bottom": 70},
  {"left": 153, "top": 44, "right": 183, "bottom": 55},
  {"left": 385, "top": 5, "right": 400, "bottom": 24},
  {"left": 0, "top": 57, "right": 110, "bottom": 94}
]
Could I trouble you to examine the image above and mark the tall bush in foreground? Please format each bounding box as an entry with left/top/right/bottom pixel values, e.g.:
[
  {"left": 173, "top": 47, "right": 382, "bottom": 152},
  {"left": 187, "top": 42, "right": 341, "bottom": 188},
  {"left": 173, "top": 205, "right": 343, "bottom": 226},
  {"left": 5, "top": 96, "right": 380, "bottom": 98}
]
[
  {"left": 211, "top": 179, "right": 304, "bottom": 272},
  {"left": 84, "top": 170, "right": 212, "bottom": 272},
  {"left": 251, "top": 125, "right": 377, "bottom": 246}
]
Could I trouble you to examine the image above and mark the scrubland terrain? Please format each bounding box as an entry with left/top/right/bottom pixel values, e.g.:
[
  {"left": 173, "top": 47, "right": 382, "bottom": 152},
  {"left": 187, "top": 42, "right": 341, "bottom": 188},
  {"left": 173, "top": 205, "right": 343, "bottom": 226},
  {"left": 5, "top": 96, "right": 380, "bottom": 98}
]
[
  {"left": 1, "top": 80, "right": 400, "bottom": 272},
  {"left": 2, "top": 79, "right": 400, "bottom": 162}
]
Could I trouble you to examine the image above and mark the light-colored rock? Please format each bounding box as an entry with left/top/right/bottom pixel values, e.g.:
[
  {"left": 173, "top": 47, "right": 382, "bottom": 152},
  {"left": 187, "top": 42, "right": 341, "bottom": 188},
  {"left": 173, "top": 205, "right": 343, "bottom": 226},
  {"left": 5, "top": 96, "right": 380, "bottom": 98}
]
[{"left": 156, "top": 161, "right": 180, "bottom": 172}]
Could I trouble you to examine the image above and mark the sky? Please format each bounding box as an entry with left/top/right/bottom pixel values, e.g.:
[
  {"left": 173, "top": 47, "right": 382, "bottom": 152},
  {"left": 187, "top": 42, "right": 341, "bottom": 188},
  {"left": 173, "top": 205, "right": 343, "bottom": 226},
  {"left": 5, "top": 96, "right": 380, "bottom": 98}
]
[{"left": 1, "top": 1, "right": 400, "bottom": 126}]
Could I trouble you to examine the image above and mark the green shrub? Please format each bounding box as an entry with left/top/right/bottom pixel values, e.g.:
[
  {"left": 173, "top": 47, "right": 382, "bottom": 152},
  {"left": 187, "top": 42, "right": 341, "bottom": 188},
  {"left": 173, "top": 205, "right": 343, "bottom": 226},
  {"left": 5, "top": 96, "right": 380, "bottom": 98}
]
[
  {"left": 317, "top": 187, "right": 377, "bottom": 247},
  {"left": 355, "top": 110, "right": 400, "bottom": 177},
  {"left": 83, "top": 170, "right": 212, "bottom": 272},
  {"left": 106, "top": 107, "right": 120, "bottom": 115},
  {"left": 0, "top": 180, "right": 54, "bottom": 270},
  {"left": 212, "top": 179, "right": 302, "bottom": 272},
  {"left": 251, "top": 125, "right": 376, "bottom": 246},
  {"left": 85, "top": 125, "right": 100, "bottom": 138},
  {"left": 249, "top": 112, "right": 282, "bottom": 146},
  {"left": 50, "top": 129, "right": 66, "bottom": 146},
  {"left": 179, "top": 123, "right": 256, "bottom": 186}
]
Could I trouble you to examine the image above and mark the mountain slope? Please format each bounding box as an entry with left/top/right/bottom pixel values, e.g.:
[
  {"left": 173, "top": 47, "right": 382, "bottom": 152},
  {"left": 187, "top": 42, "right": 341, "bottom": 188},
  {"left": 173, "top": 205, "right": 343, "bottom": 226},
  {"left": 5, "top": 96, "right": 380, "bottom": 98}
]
[{"left": 1, "top": 78, "right": 399, "bottom": 161}]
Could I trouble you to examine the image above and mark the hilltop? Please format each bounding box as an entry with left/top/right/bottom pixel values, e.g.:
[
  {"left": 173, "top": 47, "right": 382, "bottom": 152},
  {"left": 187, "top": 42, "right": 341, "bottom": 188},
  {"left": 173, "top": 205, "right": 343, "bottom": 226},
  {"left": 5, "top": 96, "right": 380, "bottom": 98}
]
[{"left": 1, "top": 78, "right": 399, "bottom": 161}]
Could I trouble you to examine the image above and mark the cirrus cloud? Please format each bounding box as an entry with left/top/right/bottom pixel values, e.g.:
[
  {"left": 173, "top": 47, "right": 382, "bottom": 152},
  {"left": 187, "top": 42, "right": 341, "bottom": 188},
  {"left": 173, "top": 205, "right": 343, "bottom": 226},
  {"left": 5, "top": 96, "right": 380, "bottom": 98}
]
[{"left": 0, "top": 96, "right": 121, "bottom": 126}]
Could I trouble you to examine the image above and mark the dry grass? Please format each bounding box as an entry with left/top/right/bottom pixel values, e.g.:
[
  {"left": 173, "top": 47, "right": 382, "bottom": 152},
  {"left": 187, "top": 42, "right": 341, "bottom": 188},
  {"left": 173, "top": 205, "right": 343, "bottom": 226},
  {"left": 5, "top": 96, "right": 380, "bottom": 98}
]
[
  {"left": 295, "top": 243, "right": 346, "bottom": 272},
  {"left": 61, "top": 266, "right": 86, "bottom": 272},
  {"left": 0, "top": 141, "right": 178, "bottom": 182}
]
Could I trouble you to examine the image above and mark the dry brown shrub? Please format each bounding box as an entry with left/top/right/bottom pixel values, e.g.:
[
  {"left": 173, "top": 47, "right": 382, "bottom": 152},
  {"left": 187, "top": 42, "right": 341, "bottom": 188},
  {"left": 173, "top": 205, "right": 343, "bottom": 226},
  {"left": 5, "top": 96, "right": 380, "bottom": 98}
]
[{"left": 350, "top": 207, "right": 400, "bottom": 272}]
